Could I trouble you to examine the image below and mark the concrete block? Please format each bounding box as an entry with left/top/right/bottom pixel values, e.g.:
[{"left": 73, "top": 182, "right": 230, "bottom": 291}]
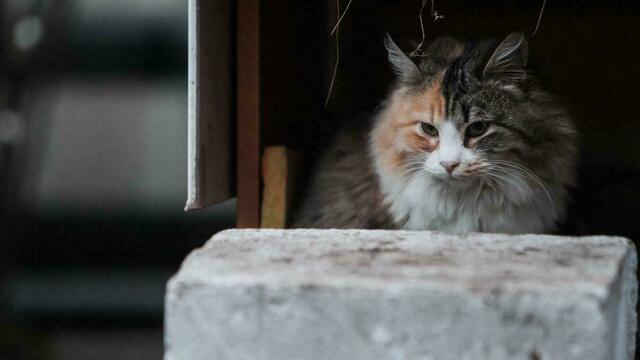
[{"left": 165, "top": 229, "right": 637, "bottom": 360}]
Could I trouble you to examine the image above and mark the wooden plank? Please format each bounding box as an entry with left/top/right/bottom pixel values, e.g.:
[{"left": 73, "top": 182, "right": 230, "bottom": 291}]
[
  {"left": 236, "top": 0, "right": 261, "bottom": 227},
  {"left": 186, "top": 0, "right": 233, "bottom": 210},
  {"left": 260, "top": 146, "right": 298, "bottom": 229}
]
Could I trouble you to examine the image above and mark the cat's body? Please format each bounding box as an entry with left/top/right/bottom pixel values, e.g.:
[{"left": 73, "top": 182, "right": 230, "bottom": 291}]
[
  {"left": 294, "top": 33, "right": 577, "bottom": 234},
  {"left": 293, "top": 122, "right": 394, "bottom": 229}
]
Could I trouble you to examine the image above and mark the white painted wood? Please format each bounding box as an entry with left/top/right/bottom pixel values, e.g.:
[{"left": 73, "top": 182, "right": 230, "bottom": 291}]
[
  {"left": 186, "top": 0, "right": 232, "bottom": 210},
  {"left": 166, "top": 229, "right": 638, "bottom": 360}
]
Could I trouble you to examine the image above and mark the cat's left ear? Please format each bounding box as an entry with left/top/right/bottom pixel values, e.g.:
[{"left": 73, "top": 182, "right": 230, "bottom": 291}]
[
  {"left": 483, "top": 32, "right": 528, "bottom": 84},
  {"left": 385, "top": 34, "right": 421, "bottom": 83}
]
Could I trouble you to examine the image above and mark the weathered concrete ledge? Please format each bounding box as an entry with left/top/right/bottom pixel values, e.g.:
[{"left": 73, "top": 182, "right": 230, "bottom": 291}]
[{"left": 165, "top": 229, "right": 637, "bottom": 360}]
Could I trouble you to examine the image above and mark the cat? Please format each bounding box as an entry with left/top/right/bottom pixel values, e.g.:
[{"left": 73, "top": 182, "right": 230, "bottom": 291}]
[{"left": 293, "top": 32, "right": 577, "bottom": 234}]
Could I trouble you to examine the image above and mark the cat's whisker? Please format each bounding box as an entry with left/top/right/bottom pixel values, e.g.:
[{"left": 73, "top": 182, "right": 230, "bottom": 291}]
[
  {"left": 397, "top": 158, "right": 420, "bottom": 165},
  {"left": 399, "top": 163, "right": 424, "bottom": 172},
  {"left": 488, "top": 160, "right": 557, "bottom": 216},
  {"left": 478, "top": 175, "right": 497, "bottom": 192},
  {"left": 491, "top": 160, "right": 543, "bottom": 180},
  {"left": 487, "top": 164, "right": 558, "bottom": 219},
  {"left": 486, "top": 174, "right": 528, "bottom": 202},
  {"left": 405, "top": 170, "right": 424, "bottom": 183},
  {"left": 404, "top": 167, "right": 427, "bottom": 184},
  {"left": 477, "top": 166, "right": 505, "bottom": 189},
  {"left": 490, "top": 160, "right": 548, "bottom": 187},
  {"left": 397, "top": 159, "right": 424, "bottom": 171},
  {"left": 484, "top": 174, "right": 499, "bottom": 188},
  {"left": 484, "top": 168, "right": 532, "bottom": 203},
  {"left": 398, "top": 160, "right": 422, "bottom": 171},
  {"left": 400, "top": 163, "right": 425, "bottom": 174},
  {"left": 401, "top": 166, "right": 423, "bottom": 172},
  {"left": 402, "top": 170, "right": 425, "bottom": 181},
  {"left": 481, "top": 175, "right": 507, "bottom": 206},
  {"left": 398, "top": 158, "right": 425, "bottom": 173},
  {"left": 399, "top": 161, "right": 423, "bottom": 169},
  {"left": 487, "top": 166, "right": 532, "bottom": 191}
]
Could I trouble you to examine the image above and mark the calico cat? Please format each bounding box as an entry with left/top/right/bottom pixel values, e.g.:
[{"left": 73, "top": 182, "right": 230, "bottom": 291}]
[{"left": 293, "top": 33, "right": 577, "bottom": 234}]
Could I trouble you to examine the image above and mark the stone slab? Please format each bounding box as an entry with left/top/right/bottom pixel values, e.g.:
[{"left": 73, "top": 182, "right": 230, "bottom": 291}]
[{"left": 165, "top": 229, "right": 637, "bottom": 360}]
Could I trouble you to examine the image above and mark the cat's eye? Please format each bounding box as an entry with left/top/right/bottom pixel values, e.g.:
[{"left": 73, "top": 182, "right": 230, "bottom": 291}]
[
  {"left": 420, "top": 122, "right": 439, "bottom": 137},
  {"left": 466, "top": 121, "right": 490, "bottom": 138}
]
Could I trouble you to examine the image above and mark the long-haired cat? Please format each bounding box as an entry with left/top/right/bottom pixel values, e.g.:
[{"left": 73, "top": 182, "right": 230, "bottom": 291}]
[{"left": 293, "top": 33, "right": 577, "bottom": 234}]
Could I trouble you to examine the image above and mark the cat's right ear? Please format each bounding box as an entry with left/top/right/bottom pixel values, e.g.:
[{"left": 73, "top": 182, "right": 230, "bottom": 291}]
[
  {"left": 483, "top": 32, "right": 529, "bottom": 84},
  {"left": 385, "top": 34, "right": 421, "bottom": 83}
]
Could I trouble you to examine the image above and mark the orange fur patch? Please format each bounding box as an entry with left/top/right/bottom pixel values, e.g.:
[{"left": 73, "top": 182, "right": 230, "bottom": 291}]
[{"left": 372, "top": 74, "right": 447, "bottom": 173}]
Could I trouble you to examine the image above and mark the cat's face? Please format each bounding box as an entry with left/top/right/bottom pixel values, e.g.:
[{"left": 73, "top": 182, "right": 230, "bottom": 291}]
[
  {"left": 373, "top": 33, "right": 569, "bottom": 189},
  {"left": 384, "top": 78, "right": 529, "bottom": 184}
]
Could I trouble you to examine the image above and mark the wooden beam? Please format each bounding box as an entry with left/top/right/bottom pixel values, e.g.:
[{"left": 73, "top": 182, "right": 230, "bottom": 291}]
[
  {"left": 260, "top": 146, "right": 299, "bottom": 229},
  {"left": 236, "top": 0, "right": 261, "bottom": 228}
]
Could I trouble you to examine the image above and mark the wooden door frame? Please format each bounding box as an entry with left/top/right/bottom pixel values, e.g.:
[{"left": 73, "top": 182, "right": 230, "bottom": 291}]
[{"left": 236, "top": 0, "right": 261, "bottom": 228}]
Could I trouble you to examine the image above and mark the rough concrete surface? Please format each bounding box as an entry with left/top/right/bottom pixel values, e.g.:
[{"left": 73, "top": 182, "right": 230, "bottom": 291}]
[{"left": 165, "top": 229, "right": 637, "bottom": 360}]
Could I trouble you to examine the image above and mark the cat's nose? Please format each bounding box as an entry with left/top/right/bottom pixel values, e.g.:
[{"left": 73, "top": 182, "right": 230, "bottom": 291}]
[{"left": 440, "top": 161, "right": 460, "bottom": 174}]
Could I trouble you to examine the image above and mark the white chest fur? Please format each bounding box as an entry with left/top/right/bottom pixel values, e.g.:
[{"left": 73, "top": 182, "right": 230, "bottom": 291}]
[{"left": 379, "top": 171, "right": 560, "bottom": 234}]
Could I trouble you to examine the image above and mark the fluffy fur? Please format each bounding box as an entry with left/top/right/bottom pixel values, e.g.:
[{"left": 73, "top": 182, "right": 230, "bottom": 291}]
[{"left": 294, "top": 33, "right": 577, "bottom": 234}]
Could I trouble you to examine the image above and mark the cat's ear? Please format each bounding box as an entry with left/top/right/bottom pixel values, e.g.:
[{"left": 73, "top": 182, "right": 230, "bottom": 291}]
[
  {"left": 385, "top": 34, "right": 421, "bottom": 83},
  {"left": 483, "top": 32, "right": 528, "bottom": 83}
]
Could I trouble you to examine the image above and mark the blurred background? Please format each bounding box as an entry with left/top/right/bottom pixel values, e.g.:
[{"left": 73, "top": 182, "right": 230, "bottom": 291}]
[
  {"left": 0, "top": 0, "right": 639, "bottom": 359},
  {"left": 0, "top": 0, "right": 234, "bottom": 359}
]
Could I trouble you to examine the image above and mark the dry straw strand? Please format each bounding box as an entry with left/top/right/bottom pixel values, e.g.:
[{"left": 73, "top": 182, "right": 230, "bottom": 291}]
[
  {"left": 330, "top": 0, "right": 354, "bottom": 37},
  {"left": 410, "top": 0, "right": 444, "bottom": 58},
  {"left": 532, "top": 0, "right": 547, "bottom": 37},
  {"left": 324, "top": 0, "right": 347, "bottom": 107},
  {"left": 325, "top": 0, "right": 442, "bottom": 106}
]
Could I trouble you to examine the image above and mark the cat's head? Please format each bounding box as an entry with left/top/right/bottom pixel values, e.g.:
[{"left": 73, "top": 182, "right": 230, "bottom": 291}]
[{"left": 372, "top": 33, "right": 576, "bottom": 193}]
